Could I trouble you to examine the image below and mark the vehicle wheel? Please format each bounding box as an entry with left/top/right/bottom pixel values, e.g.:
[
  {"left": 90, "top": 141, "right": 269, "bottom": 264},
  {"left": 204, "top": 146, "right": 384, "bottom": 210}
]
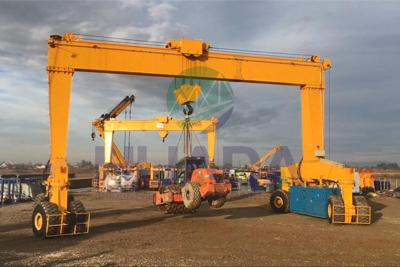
[
  {"left": 34, "top": 193, "right": 48, "bottom": 205},
  {"left": 32, "top": 201, "right": 60, "bottom": 238},
  {"left": 67, "top": 200, "right": 87, "bottom": 233},
  {"left": 269, "top": 190, "right": 290, "bottom": 213},
  {"left": 165, "top": 184, "right": 181, "bottom": 194},
  {"left": 353, "top": 196, "right": 370, "bottom": 224},
  {"left": 208, "top": 197, "right": 226, "bottom": 208},
  {"left": 158, "top": 203, "right": 180, "bottom": 214},
  {"left": 327, "top": 196, "right": 345, "bottom": 224},
  {"left": 157, "top": 204, "right": 169, "bottom": 215},
  {"left": 183, "top": 182, "right": 201, "bottom": 211}
]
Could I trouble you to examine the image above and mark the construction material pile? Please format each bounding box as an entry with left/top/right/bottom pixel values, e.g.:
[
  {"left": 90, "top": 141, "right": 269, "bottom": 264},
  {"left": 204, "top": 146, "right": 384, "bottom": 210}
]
[{"left": 105, "top": 172, "right": 137, "bottom": 192}]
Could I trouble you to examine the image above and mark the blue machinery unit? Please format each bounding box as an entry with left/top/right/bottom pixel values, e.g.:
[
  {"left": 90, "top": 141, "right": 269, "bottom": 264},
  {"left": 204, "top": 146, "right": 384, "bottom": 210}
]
[{"left": 289, "top": 186, "right": 341, "bottom": 219}]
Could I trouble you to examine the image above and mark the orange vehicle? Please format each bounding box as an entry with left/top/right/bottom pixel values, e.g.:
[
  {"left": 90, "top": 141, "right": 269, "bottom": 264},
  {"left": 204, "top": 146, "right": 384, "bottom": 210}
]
[{"left": 153, "top": 157, "right": 231, "bottom": 214}]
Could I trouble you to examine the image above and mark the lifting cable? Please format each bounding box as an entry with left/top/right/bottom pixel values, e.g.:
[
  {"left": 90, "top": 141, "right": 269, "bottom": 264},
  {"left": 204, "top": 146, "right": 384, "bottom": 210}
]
[
  {"left": 191, "top": 128, "right": 207, "bottom": 161},
  {"left": 169, "top": 129, "right": 185, "bottom": 167},
  {"left": 127, "top": 102, "right": 132, "bottom": 164},
  {"left": 124, "top": 107, "right": 127, "bottom": 162},
  {"left": 123, "top": 102, "right": 133, "bottom": 164},
  {"left": 73, "top": 34, "right": 311, "bottom": 59},
  {"left": 75, "top": 33, "right": 165, "bottom": 46}
]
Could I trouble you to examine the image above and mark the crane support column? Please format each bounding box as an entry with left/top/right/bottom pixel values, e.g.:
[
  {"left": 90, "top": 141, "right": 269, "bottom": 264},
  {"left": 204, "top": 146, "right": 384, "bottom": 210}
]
[
  {"left": 301, "top": 85, "right": 325, "bottom": 162},
  {"left": 47, "top": 67, "right": 74, "bottom": 212},
  {"left": 104, "top": 131, "right": 115, "bottom": 164},
  {"left": 207, "top": 123, "right": 216, "bottom": 166}
]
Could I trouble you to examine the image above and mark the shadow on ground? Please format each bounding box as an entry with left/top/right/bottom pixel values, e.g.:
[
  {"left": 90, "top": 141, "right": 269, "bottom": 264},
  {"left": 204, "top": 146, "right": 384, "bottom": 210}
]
[{"left": 368, "top": 198, "right": 387, "bottom": 224}]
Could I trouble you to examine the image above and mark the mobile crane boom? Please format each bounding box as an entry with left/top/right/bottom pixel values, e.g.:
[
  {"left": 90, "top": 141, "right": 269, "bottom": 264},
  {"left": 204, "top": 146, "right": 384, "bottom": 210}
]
[
  {"left": 249, "top": 144, "right": 283, "bottom": 172},
  {"left": 92, "top": 95, "right": 135, "bottom": 167}
]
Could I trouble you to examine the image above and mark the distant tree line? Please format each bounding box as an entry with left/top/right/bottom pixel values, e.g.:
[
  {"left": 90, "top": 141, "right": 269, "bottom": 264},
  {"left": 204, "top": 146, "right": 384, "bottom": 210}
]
[
  {"left": 1, "top": 160, "right": 95, "bottom": 170},
  {"left": 77, "top": 160, "right": 94, "bottom": 168},
  {"left": 376, "top": 163, "right": 400, "bottom": 170}
]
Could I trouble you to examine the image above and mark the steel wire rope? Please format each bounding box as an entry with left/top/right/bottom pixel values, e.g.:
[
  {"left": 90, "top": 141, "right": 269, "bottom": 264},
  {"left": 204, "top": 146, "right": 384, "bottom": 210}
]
[
  {"left": 75, "top": 33, "right": 165, "bottom": 45},
  {"left": 191, "top": 127, "right": 208, "bottom": 162},
  {"left": 169, "top": 129, "right": 185, "bottom": 167},
  {"left": 75, "top": 34, "right": 311, "bottom": 59},
  {"left": 82, "top": 38, "right": 165, "bottom": 47},
  {"left": 127, "top": 102, "right": 132, "bottom": 164},
  {"left": 210, "top": 47, "right": 313, "bottom": 58}
]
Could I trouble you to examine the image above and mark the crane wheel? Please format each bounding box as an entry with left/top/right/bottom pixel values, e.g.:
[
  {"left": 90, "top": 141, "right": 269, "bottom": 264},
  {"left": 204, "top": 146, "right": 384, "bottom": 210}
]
[
  {"left": 34, "top": 193, "right": 49, "bottom": 205},
  {"left": 32, "top": 201, "right": 60, "bottom": 238},
  {"left": 183, "top": 182, "right": 202, "bottom": 211},
  {"left": 353, "top": 196, "right": 370, "bottom": 224},
  {"left": 34, "top": 193, "right": 74, "bottom": 206},
  {"left": 327, "top": 196, "right": 345, "bottom": 224},
  {"left": 67, "top": 200, "right": 87, "bottom": 233},
  {"left": 269, "top": 190, "right": 290, "bottom": 213},
  {"left": 208, "top": 197, "right": 226, "bottom": 209}
]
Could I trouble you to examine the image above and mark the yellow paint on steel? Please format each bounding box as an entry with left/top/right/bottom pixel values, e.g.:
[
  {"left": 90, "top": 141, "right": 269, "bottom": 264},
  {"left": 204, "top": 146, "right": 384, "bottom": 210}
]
[
  {"left": 250, "top": 144, "right": 283, "bottom": 172},
  {"left": 34, "top": 213, "right": 43, "bottom": 230},
  {"left": 102, "top": 117, "right": 218, "bottom": 165},
  {"left": 332, "top": 205, "right": 371, "bottom": 225},
  {"left": 174, "top": 84, "right": 202, "bottom": 105},
  {"left": 45, "top": 212, "right": 90, "bottom": 237},
  {"left": 327, "top": 203, "right": 332, "bottom": 219},
  {"left": 274, "top": 196, "right": 284, "bottom": 208},
  {"left": 44, "top": 33, "right": 365, "bottom": 227}
]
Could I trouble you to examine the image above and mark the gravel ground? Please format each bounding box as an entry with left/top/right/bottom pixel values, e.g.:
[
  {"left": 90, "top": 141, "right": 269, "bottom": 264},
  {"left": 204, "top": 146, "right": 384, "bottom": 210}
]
[{"left": 1, "top": 189, "right": 399, "bottom": 266}]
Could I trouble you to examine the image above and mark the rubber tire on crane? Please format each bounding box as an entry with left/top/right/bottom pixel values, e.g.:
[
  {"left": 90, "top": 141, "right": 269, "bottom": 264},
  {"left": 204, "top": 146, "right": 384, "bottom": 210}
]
[
  {"left": 67, "top": 200, "right": 87, "bottom": 233},
  {"left": 183, "top": 181, "right": 202, "bottom": 211},
  {"left": 34, "top": 193, "right": 74, "bottom": 205},
  {"left": 32, "top": 201, "right": 60, "bottom": 238},
  {"left": 208, "top": 197, "right": 226, "bottom": 209},
  {"left": 269, "top": 190, "right": 290, "bottom": 213},
  {"left": 352, "top": 196, "right": 370, "bottom": 224},
  {"left": 327, "top": 196, "right": 345, "bottom": 224},
  {"left": 34, "top": 193, "right": 48, "bottom": 205}
]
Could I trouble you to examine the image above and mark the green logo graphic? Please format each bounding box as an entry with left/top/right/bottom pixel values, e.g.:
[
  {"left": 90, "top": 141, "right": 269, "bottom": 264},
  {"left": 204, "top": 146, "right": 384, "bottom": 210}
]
[{"left": 166, "top": 67, "right": 234, "bottom": 129}]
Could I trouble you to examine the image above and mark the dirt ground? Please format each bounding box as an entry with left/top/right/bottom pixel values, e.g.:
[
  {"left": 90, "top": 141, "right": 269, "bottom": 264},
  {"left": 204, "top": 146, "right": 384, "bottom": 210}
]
[{"left": 1, "top": 189, "right": 399, "bottom": 266}]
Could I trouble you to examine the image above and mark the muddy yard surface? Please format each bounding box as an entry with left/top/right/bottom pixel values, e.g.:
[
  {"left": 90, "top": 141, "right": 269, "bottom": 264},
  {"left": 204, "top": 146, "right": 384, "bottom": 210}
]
[{"left": 0, "top": 189, "right": 399, "bottom": 266}]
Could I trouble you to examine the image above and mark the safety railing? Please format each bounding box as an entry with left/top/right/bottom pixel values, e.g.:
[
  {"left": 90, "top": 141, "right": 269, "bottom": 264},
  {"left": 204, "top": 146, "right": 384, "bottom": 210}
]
[
  {"left": 46, "top": 212, "right": 90, "bottom": 237},
  {"left": 332, "top": 205, "right": 371, "bottom": 225}
]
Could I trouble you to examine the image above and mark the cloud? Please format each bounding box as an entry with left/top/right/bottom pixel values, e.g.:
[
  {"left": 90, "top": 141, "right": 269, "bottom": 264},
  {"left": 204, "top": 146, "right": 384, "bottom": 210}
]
[
  {"left": 0, "top": 1, "right": 399, "bottom": 166},
  {"left": 148, "top": 2, "right": 177, "bottom": 21}
]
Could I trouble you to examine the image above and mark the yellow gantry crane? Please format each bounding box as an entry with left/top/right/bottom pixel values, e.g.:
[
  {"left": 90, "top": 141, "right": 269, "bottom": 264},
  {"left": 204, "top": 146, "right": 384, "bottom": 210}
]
[
  {"left": 34, "top": 33, "right": 369, "bottom": 238},
  {"left": 101, "top": 116, "right": 218, "bottom": 167}
]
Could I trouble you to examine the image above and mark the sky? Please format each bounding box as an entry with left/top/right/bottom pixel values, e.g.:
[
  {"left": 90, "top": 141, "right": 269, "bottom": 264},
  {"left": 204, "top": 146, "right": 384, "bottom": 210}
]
[{"left": 0, "top": 0, "right": 399, "bottom": 167}]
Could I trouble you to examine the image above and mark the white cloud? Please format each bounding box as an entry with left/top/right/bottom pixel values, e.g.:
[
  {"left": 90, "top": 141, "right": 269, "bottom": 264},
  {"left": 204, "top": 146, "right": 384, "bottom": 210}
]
[
  {"left": 148, "top": 2, "right": 177, "bottom": 21},
  {"left": 0, "top": 0, "right": 399, "bottom": 165}
]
